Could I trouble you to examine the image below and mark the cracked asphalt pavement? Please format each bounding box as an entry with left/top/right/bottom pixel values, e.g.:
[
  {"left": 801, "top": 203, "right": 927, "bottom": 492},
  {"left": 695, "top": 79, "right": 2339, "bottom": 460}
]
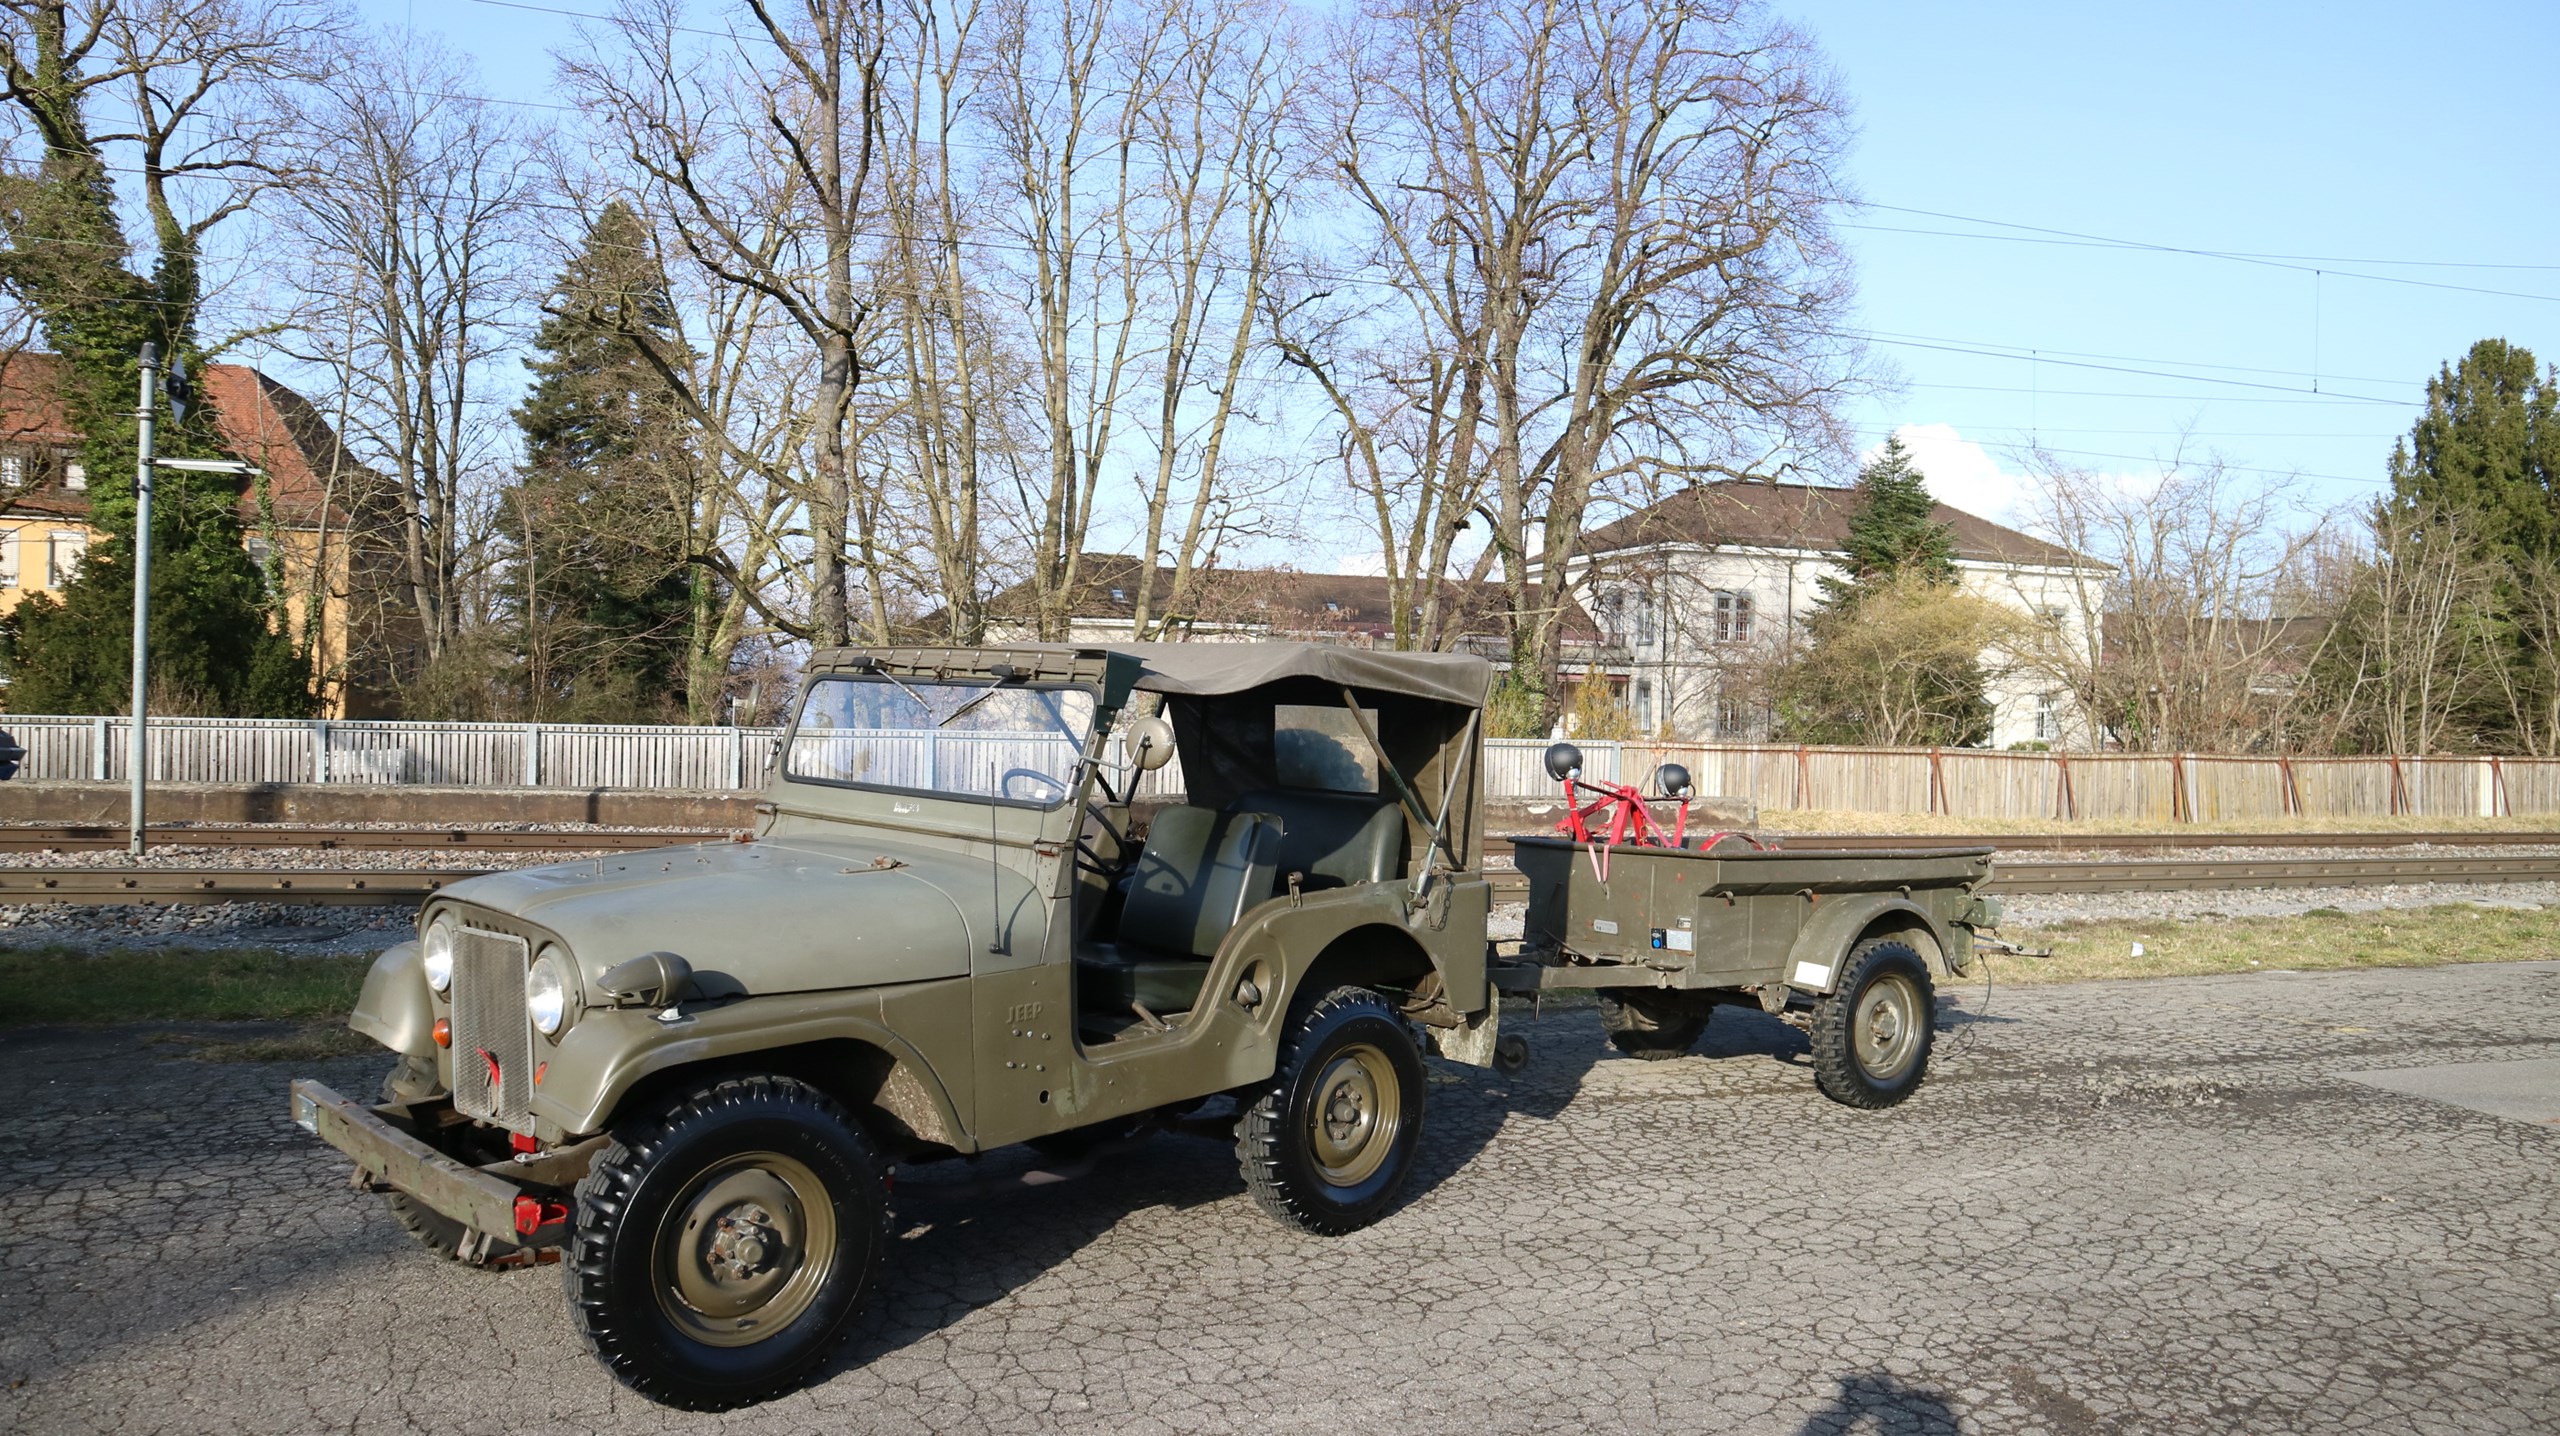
[{"left": 4, "top": 960, "right": 2557, "bottom": 1435}]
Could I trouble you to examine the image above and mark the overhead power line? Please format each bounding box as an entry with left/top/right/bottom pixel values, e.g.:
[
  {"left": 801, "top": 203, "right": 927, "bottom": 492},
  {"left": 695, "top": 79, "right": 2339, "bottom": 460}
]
[{"left": 1852, "top": 202, "right": 2560, "bottom": 306}]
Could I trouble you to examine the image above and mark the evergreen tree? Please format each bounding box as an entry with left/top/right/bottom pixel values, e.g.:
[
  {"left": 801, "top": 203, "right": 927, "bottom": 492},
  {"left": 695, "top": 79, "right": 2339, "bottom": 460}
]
[
  {"left": 1814, "top": 437, "right": 1959, "bottom": 609},
  {"left": 1785, "top": 436, "right": 1990, "bottom": 743},
  {"left": 0, "top": 16, "right": 310, "bottom": 716},
  {"left": 2351, "top": 338, "right": 2560, "bottom": 751},
  {"left": 504, "top": 202, "right": 697, "bottom": 721},
  {"left": 2385, "top": 338, "right": 2557, "bottom": 566}
]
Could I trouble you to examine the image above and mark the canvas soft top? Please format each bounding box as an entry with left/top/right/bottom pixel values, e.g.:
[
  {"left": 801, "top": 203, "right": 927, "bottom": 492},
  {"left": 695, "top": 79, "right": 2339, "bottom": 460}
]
[{"left": 812, "top": 641, "right": 1493, "bottom": 710}]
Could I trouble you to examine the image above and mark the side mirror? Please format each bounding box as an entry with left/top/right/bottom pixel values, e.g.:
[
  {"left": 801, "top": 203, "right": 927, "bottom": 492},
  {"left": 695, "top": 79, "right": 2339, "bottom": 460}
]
[
  {"left": 1544, "top": 741, "right": 1583, "bottom": 781},
  {"left": 1654, "top": 762, "right": 1693, "bottom": 799},
  {"left": 600, "top": 951, "right": 694, "bottom": 1008},
  {"left": 1127, "top": 714, "right": 1177, "bottom": 772}
]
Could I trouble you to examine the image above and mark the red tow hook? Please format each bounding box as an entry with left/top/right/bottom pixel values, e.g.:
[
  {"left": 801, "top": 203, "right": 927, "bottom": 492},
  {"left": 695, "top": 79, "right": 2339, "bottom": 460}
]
[{"left": 513, "top": 1195, "right": 572, "bottom": 1236}]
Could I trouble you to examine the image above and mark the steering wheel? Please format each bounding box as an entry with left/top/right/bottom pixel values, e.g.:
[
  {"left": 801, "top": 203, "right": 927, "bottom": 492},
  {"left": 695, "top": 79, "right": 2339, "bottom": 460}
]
[{"left": 998, "top": 767, "right": 1066, "bottom": 805}]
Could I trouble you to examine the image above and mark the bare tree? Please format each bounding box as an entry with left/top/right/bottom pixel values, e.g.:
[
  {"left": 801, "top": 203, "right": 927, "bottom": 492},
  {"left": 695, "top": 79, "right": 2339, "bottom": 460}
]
[
  {"left": 566, "top": 0, "right": 889, "bottom": 648},
  {"left": 2012, "top": 450, "right": 2331, "bottom": 752},
  {"left": 1313, "top": 0, "right": 1855, "bottom": 711},
  {"left": 275, "top": 33, "right": 540, "bottom": 673},
  {"left": 987, "top": 0, "right": 1153, "bottom": 640},
  {"left": 1118, "top": 0, "right": 1300, "bottom": 637},
  {"left": 2315, "top": 501, "right": 2508, "bottom": 755}
]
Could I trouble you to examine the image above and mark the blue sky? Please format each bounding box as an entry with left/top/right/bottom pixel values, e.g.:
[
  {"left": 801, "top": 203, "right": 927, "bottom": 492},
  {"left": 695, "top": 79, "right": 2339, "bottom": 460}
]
[{"left": 371, "top": 0, "right": 2560, "bottom": 530}]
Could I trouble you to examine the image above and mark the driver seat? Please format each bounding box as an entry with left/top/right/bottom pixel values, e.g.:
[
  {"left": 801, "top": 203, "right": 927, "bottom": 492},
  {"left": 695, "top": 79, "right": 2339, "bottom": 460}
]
[{"left": 1076, "top": 805, "right": 1281, "bottom": 1018}]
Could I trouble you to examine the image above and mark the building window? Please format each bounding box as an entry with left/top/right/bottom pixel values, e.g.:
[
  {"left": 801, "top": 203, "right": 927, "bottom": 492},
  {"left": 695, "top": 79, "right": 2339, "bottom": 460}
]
[
  {"left": 64, "top": 459, "right": 85, "bottom": 491},
  {"left": 2039, "top": 604, "right": 2065, "bottom": 627},
  {"left": 47, "top": 531, "right": 86, "bottom": 588},
  {"left": 1633, "top": 678, "right": 1654, "bottom": 730},
  {"left": 1714, "top": 692, "right": 1750, "bottom": 739},
  {"left": 1711, "top": 590, "right": 1753, "bottom": 644},
  {"left": 2035, "top": 691, "right": 2062, "bottom": 742},
  {"left": 1108, "top": 586, "right": 1127, "bottom": 603},
  {"left": 0, "top": 532, "right": 16, "bottom": 587},
  {"left": 0, "top": 454, "right": 21, "bottom": 487},
  {"left": 245, "top": 536, "right": 277, "bottom": 594}
]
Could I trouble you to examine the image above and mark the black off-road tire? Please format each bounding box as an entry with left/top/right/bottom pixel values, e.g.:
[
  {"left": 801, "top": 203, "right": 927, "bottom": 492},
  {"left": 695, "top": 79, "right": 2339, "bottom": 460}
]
[
  {"left": 565, "top": 1075, "right": 890, "bottom": 1411},
  {"left": 1236, "top": 986, "right": 1427, "bottom": 1236},
  {"left": 1809, "top": 939, "right": 1936, "bottom": 1110},
  {"left": 1597, "top": 991, "right": 1710, "bottom": 1060},
  {"left": 374, "top": 1064, "right": 528, "bottom": 1269}
]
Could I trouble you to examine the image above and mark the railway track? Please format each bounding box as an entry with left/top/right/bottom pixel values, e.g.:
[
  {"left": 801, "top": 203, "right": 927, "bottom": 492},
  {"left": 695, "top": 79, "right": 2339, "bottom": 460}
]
[
  {"left": 0, "top": 824, "right": 736, "bottom": 852},
  {"left": 4, "top": 853, "right": 2557, "bottom": 907},
  {"left": 0, "top": 823, "right": 2549, "bottom": 856}
]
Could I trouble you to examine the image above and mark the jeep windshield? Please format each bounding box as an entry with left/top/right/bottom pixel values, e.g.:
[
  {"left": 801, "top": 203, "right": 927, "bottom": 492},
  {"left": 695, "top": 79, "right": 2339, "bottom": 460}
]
[{"left": 784, "top": 674, "right": 1098, "bottom": 807}]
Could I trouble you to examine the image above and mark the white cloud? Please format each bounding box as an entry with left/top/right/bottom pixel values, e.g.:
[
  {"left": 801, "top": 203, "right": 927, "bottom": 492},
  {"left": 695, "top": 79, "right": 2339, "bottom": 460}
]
[{"left": 1871, "top": 422, "right": 2030, "bottom": 521}]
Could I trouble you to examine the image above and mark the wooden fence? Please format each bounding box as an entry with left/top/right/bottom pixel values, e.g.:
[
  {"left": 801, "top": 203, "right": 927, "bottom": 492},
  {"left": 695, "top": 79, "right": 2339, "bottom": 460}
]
[
  {"left": 2, "top": 715, "right": 2555, "bottom": 820},
  {"left": 1533, "top": 742, "right": 2560, "bottom": 821}
]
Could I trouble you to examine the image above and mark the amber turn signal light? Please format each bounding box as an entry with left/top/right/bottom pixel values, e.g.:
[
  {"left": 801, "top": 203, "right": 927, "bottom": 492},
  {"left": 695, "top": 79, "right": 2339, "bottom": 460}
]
[{"left": 432, "top": 1017, "right": 452, "bottom": 1048}]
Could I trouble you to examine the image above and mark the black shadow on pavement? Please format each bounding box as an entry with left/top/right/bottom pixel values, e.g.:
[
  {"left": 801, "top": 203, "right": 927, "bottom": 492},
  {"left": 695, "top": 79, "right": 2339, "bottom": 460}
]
[{"left": 1793, "top": 1370, "right": 1964, "bottom": 1436}]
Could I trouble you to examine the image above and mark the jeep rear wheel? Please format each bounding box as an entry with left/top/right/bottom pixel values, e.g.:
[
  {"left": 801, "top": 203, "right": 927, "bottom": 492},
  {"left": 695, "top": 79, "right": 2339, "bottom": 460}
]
[
  {"left": 1809, "top": 939, "right": 1936, "bottom": 1109},
  {"left": 1236, "top": 986, "right": 1426, "bottom": 1235},
  {"left": 1597, "top": 991, "right": 1709, "bottom": 1060},
  {"left": 566, "top": 1075, "right": 888, "bottom": 1411}
]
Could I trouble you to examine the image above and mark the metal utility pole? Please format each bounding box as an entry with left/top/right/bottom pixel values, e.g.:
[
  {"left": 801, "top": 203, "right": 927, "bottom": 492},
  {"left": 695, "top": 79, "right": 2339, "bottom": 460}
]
[{"left": 129, "top": 344, "right": 159, "bottom": 859}]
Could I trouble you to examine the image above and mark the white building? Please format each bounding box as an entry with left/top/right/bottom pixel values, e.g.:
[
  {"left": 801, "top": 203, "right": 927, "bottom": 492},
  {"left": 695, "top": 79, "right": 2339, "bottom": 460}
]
[{"left": 1573, "top": 481, "right": 2107, "bottom": 749}]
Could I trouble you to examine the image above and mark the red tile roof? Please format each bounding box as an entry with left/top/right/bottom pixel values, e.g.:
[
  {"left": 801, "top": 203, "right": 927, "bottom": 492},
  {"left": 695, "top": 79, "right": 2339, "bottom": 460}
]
[{"left": 0, "top": 353, "right": 379, "bottom": 530}]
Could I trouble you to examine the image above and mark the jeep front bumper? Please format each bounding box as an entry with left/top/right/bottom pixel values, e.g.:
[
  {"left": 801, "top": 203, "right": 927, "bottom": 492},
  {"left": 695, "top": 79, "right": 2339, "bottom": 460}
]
[{"left": 289, "top": 1079, "right": 571, "bottom": 1249}]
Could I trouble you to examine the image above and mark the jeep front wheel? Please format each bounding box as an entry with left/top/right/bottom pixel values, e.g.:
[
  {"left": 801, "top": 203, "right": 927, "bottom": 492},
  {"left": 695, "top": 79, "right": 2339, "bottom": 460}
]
[
  {"left": 566, "top": 1075, "right": 889, "bottom": 1411},
  {"left": 1236, "top": 986, "right": 1426, "bottom": 1235}
]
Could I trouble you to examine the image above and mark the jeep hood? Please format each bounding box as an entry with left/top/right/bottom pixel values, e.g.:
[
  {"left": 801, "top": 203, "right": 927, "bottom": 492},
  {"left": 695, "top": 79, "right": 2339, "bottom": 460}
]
[{"left": 434, "top": 836, "right": 1038, "bottom": 997}]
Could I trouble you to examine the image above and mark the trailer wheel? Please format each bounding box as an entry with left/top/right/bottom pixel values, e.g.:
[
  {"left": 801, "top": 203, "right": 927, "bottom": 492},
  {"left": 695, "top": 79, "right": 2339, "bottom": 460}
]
[
  {"left": 1809, "top": 939, "right": 1935, "bottom": 1109},
  {"left": 1237, "top": 986, "right": 1426, "bottom": 1236},
  {"left": 566, "top": 1074, "right": 889, "bottom": 1411},
  {"left": 1598, "top": 991, "right": 1709, "bottom": 1060}
]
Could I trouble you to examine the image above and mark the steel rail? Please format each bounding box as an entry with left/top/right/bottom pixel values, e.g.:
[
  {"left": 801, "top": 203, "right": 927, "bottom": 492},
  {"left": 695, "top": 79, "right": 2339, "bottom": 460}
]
[
  {"left": 1766, "top": 831, "right": 2560, "bottom": 853},
  {"left": 6, "top": 853, "right": 2558, "bottom": 907},
  {"left": 0, "top": 867, "right": 478, "bottom": 905},
  {"left": 0, "top": 825, "right": 734, "bottom": 853},
  {"left": 0, "top": 822, "right": 2549, "bottom": 857},
  {"left": 1482, "top": 853, "right": 2560, "bottom": 899}
]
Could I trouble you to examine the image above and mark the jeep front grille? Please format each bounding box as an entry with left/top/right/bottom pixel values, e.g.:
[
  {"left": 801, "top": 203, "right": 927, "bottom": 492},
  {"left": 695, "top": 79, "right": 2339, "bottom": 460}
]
[{"left": 449, "top": 925, "right": 534, "bottom": 1131}]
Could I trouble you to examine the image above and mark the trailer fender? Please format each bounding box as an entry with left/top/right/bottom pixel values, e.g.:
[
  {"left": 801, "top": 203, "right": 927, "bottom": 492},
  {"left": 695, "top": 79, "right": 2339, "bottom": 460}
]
[{"left": 1780, "top": 895, "right": 1951, "bottom": 995}]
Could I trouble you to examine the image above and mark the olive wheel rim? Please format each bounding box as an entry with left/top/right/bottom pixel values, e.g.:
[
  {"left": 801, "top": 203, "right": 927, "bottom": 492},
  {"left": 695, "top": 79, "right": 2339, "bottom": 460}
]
[
  {"left": 651, "top": 1152, "right": 838, "bottom": 1349},
  {"left": 1852, "top": 971, "right": 1925, "bottom": 1082},
  {"left": 1306, "top": 1042, "right": 1403, "bottom": 1187}
]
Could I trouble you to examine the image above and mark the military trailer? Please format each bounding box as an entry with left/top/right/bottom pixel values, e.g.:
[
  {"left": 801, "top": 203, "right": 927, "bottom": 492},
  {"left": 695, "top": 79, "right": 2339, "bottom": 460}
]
[
  {"left": 1500, "top": 745, "right": 1998, "bottom": 1107},
  {"left": 287, "top": 642, "right": 2001, "bottom": 1411}
]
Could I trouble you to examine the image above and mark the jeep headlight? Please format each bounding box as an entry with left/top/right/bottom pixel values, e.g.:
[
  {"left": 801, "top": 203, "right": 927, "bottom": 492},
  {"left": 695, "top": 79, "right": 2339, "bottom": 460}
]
[
  {"left": 526, "top": 947, "right": 573, "bottom": 1037},
  {"left": 421, "top": 917, "right": 455, "bottom": 994}
]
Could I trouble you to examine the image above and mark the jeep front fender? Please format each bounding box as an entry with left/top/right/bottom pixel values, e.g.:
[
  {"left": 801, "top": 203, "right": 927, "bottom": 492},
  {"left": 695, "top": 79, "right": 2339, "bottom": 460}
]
[{"left": 349, "top": 940, "right": 436, "bottom": 1059}]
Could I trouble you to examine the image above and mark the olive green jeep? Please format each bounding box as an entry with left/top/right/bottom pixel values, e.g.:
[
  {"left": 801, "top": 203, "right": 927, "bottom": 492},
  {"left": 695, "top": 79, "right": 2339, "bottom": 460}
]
[
  {"left": 291, "top": 643, "right": 1504, "bottom": 1410},
  {"left": 290, "top": 641, "right": 2001, "bottom": 1410}
]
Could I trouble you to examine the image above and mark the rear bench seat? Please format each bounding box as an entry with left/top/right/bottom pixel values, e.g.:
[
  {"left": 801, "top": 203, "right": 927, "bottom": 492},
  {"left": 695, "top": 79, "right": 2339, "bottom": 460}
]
[{"left": 1224, "top": 789, "right": 1405, "bottom": 893}]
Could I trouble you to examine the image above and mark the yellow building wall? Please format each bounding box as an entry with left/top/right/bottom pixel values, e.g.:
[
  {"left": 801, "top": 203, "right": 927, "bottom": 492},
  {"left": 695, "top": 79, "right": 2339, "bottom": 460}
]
[{"left": 0, "top": 518, "right": 356, "bottom": 716}]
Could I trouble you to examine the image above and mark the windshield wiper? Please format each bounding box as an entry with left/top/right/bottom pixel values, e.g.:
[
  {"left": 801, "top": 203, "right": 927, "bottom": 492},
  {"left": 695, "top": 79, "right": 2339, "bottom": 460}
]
[
  {"left": 868, "top": 667, "right": 939, "bottom": 717},
  {"left": 934, "top": 683, "right": 1005, "bottom": 729}
]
